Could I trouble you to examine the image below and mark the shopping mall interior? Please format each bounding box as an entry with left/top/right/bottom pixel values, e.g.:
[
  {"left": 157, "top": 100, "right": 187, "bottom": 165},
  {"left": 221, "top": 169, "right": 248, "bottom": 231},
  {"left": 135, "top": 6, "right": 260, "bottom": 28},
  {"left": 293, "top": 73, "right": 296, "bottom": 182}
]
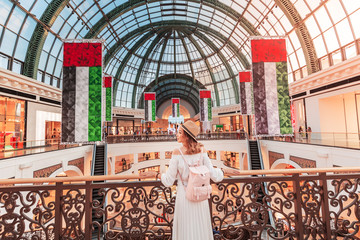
[{"left": 0, "top": 0, "right": 360, "bottom": 239}]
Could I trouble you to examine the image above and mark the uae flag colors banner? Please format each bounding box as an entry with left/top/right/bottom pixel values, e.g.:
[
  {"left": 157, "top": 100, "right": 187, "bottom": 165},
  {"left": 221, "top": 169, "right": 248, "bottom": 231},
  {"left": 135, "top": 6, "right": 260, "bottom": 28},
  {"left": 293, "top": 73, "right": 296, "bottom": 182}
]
[
  {"left": 199, "top": 90, "right": 212, "bottom": 122},
  {"left": 172, "top": 98, "right": 180, "bottom": 118},
  {"left": 239, "top": 71, "right": 254, "bottom": 115},
  {"left": 62, "top": 41, "right": 103, "bottom": 142},
  {"left": 144, "top": 92, "right": 156, "bottom": 122},
  {"left": 251, "top": 39, "right": 292, "bottom": 136},
  {"left": 103, "top": 76, "right": 112, "bottom": 122}
]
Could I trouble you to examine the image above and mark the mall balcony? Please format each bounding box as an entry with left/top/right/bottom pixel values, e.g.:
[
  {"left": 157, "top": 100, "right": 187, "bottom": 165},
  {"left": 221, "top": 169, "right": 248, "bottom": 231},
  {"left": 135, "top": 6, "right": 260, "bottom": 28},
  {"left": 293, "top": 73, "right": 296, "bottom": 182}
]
[{"left": 0, "top": 130, "right": 360, "bottom": 239}]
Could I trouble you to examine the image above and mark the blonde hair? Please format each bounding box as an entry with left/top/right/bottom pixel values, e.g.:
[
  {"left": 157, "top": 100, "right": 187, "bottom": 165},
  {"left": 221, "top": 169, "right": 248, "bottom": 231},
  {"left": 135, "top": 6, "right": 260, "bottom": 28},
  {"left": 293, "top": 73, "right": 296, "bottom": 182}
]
[{"left": 183, "top": 130, "right": 203, "bottom": 154}]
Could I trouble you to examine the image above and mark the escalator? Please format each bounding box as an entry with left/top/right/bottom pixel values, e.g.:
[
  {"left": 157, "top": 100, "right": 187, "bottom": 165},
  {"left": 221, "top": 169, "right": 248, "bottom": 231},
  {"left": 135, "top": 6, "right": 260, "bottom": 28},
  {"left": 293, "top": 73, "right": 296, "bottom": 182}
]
[
  {"left": 247, "top": 139, "right": 273, "bottom": 229},
  {"left": 91, "top": 144, "right": 106, "bottom": 237},
  {"left": 248, "top": 140, "right": 262, "bottom": 170}
]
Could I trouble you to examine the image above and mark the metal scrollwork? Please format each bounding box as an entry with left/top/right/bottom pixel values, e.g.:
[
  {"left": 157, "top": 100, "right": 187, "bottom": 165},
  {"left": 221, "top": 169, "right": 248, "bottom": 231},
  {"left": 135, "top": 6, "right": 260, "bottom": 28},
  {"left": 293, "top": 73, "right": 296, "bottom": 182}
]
[
  {"left": 0, "top": 174, "right": 360, "bottom": 239},
  {"left": 0, "top": 190, "right": 55, "bottom": 240},
  {"left": 61, "top": 189, "right": 86, "bottom": 239}
]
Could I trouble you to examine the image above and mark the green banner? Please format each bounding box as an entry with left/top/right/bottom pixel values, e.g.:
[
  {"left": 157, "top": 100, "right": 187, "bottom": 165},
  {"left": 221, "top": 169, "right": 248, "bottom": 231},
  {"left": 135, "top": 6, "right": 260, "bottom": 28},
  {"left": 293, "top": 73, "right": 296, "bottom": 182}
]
[
  {"left": 207, "top": 98, "right": 212, "bottom": 121},
  {"left": 276, "top": 62, "right": 292, "bottom": 134},
  {"left": 152, "top": 100, "right": 156, "bottom": 121},
  {"left": 105, "top": 87, "right": 112, "bottom": 121},
  {"left": 88, "top": 66, "right": 102, "bottom": 141}
]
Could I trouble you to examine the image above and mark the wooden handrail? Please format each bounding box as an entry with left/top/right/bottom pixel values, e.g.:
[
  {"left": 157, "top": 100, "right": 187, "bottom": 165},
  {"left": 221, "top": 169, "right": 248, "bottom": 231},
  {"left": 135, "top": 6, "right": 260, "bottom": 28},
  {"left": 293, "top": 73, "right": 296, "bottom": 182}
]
[{"left": 1, "top": 166, "right": 360, "bottom": 185}]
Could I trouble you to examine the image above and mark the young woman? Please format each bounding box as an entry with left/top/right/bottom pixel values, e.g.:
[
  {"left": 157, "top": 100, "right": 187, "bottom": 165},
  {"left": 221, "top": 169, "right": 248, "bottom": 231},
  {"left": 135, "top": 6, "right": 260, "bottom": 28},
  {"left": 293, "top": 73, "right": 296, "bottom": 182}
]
[{"left": 141, "top": 120, "right": 238, "bottom": 239}]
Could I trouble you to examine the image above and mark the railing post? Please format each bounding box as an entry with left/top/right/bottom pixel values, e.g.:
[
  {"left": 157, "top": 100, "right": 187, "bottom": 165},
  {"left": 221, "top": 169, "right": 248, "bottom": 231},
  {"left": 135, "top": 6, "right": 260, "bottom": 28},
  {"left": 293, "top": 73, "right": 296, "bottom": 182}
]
[
  {"left": 85, "top": 181, "right": 92, "bottom": 239},
  {"left": 54, "top": 182, "right": 63, "bottom": 240},
  {"left": 320, "top": 172, "right": 331, "bottom": 239},
  {"left": 293, "top": 173, "right": 304, "bottom": 240}
]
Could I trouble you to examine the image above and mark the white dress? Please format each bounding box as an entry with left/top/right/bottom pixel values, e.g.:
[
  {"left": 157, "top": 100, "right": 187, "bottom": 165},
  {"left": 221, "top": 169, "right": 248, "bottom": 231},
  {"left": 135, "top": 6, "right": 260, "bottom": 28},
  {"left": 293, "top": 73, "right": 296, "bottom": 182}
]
[{"left": 161, "top": 152, "right": 224, "bottom": 240}]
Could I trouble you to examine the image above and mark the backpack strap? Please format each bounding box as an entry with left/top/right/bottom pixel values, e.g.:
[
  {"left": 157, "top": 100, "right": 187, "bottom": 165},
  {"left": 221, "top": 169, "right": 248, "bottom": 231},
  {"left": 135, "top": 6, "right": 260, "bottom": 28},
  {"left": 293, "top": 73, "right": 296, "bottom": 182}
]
[{"left": 177, "top": 148, "right": 187, "bottom": 187}]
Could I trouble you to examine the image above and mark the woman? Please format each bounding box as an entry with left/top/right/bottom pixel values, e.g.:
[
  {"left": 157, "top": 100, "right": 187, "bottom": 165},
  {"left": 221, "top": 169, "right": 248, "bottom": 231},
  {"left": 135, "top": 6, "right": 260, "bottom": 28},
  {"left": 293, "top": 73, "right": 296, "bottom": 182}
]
[{"left": 142, "top": 120, "right": 237, "bottom": 239}]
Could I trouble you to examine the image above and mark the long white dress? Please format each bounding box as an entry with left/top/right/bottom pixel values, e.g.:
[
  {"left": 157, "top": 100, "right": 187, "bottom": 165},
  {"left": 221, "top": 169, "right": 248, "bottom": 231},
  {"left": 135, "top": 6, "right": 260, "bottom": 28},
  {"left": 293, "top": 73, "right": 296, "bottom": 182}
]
[{"left": 161, "top": 151, "right": 224, "bottom": 240}]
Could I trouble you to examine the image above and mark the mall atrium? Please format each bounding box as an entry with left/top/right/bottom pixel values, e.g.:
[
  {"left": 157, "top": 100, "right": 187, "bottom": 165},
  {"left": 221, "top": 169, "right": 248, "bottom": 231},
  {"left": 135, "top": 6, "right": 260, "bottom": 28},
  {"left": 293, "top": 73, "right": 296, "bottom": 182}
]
[{"left": 0, "top": 0, "right": 360, "bottom": 239}]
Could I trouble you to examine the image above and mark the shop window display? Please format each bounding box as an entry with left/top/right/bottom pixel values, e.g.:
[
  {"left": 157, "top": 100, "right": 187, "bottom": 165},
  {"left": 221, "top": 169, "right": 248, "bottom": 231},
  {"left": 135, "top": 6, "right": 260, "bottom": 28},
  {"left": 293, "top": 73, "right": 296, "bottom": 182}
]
[{"left": 0, "top": 96, "right": 25, "bottom": 151}]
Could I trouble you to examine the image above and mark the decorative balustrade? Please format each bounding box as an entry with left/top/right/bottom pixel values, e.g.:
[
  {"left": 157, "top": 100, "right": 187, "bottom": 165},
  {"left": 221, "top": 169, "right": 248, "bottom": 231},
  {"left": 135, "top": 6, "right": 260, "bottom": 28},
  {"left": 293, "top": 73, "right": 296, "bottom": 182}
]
[
  {"left": 107, "top": 132, "right": 244, "bottom": 144},
  {"left": 1, "top": 167, "right": 360, "bottom": 239}
]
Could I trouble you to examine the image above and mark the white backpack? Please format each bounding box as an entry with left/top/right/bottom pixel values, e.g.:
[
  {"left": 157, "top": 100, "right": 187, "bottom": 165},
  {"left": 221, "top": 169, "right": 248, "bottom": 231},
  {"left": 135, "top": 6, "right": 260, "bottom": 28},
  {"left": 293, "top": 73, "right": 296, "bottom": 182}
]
[{"left": 178, "top": 148, "right": 212, "bottom": 202}]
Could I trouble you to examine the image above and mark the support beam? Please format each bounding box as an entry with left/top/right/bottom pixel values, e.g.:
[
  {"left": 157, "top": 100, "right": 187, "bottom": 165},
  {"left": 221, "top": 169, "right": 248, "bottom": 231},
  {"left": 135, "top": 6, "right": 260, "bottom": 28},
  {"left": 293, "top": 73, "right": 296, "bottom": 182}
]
[
  {"left": 275, "top": 0, "right": 320, "bottom": 75},
  {"left": 177, "top": 30, "right": 195, "bottom": 82},
  {"left": 190, "top": 30, "right": 239, "bottom": 104},
  {"left": 183, "top": 31, "right": 220, "bottom": 106},
  {"left": 155, "top": 33, "right": 171, "bottom": 84},
  {"left": 23, "top": 0, "right": 70, "bottom": 80},
  {"left": 129, "top": 31, "right": 169, "bottom": 108},
  {"left": 84, "top": 0, "right": 259, "bottom": 39}
]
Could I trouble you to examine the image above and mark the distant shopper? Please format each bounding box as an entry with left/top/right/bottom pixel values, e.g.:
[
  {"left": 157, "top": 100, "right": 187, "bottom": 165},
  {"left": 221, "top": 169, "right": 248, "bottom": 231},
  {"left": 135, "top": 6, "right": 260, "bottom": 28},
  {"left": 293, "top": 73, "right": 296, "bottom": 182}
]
[
  {"left": 307, "top": 127, "right": 312, "bottom": 142},
  {"left": 298, "top": 126, "right": 304, "bottom": 140}
]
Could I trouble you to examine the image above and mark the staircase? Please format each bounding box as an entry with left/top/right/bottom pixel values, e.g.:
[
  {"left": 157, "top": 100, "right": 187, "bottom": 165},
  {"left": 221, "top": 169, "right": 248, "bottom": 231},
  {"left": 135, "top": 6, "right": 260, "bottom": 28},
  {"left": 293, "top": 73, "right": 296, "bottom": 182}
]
[{"left": 92, "top": 144, "right": 105, "bottom": 237}]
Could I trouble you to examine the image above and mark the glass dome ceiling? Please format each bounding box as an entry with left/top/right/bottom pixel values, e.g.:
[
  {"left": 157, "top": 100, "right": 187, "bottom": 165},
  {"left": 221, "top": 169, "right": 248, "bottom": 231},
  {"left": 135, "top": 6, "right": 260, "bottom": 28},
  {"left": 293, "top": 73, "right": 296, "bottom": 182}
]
[{"left": 0, "top": 0, "right": 359, "bottom": 109}]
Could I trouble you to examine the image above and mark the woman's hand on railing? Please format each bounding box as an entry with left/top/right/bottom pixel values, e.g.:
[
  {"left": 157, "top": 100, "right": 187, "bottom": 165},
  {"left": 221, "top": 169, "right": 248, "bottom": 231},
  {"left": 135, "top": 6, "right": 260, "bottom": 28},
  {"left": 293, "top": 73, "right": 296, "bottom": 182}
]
[
  {"left": 139, "top": 171, "right": 158, "bottom": 179},
  {"left": 222, "top": 168, "right": 241, "bottom": 176}
]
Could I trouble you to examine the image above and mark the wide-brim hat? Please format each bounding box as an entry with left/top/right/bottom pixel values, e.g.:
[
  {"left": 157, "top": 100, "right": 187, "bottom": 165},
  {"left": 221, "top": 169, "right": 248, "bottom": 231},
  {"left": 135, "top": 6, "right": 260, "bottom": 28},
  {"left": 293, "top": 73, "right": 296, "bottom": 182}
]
[{"left": 181, "top": 120, "right": 200, "bottom": 142}]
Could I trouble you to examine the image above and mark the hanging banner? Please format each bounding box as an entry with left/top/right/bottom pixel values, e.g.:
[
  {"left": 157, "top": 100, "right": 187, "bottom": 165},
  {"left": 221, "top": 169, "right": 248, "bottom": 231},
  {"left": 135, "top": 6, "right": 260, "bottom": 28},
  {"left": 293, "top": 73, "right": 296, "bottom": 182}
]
[
  {"left": 200, "top": 90, "right": 212, "bottom": 122},
  {"left": 144, "top": 92, "right": 156, "bottom": 122},
  {"left": 103, "top": 76, "right": 112, "bottom": 122},
  {"left": 172, "top": 98, "right": 180, "bottom": 118},
  {"left": 251, "top": 38, "right": 292, "bottom": 136},
  {"left": 239, "top": 71, "right": 254, "bottom": 115},
  {"left": 62, "top": 41, "right": 103, "bottom": 142}
]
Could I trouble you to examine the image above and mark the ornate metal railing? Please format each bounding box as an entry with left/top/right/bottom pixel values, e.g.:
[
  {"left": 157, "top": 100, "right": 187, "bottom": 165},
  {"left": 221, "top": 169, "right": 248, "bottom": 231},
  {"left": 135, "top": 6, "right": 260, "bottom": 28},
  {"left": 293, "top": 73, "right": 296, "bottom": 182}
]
[
  {"left": 1, "top": 167, "right": 360, "bottom": 239},
  {"left": 107, "top": 132, "right": 245, "bottom": 144}
]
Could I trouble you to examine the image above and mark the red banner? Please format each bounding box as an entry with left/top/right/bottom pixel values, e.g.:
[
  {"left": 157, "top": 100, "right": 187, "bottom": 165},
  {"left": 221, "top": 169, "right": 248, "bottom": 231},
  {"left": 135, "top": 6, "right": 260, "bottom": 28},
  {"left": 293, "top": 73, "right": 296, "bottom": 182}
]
[
  {"left": 239, "top": 72, "right": 252, "bottom": 82},
  {"left": 200, "top": 90, "right": 211, "bottom": 98},
  {"left": 63, "top": 42, "right": 102, "bottom": 67},
  {"left": 251, "top": 39, "right": 287, "bottom": 63},
  {"left": 145, "top": 93, "right": 156, "bottom": 101}
]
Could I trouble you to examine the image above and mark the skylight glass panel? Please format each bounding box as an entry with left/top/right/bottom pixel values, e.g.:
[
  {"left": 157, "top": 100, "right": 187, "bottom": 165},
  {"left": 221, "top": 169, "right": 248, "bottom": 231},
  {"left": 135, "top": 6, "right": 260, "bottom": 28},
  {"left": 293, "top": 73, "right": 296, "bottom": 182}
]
[
  {"left": 315, "top": 7, "right": 332, "bottom": 31},
  {"left": 7, "top": 8, "right": 25, "bottom": 34},
  {"left": 294, "top": 0, "right": 310, "bottom": 19},
  {"left": 326, "top": 0, "right": 346, "bottom": 24},
  {"left": 350, "top": 9, "right": 360, "bottom": 39},
  {"left": 335, "top": 19, "right": 353, "bottom": 46},
  {"left": 323, "top": 28, "right": 339, "bottom": 52},
  {"left": 31, "top": 0, "right": 47, "bottom": 19},
  {"left": 305, "top": 16, "right": 321, "bottom": 38},
  {"left": 342, "top": 0, "right": 360, "bottom": 14},
  {"left": 21, "top": 17, "right": 37, "bottom": 39},
  {"left": 14, "top": 37, "right": 28, "bottom": 61}
]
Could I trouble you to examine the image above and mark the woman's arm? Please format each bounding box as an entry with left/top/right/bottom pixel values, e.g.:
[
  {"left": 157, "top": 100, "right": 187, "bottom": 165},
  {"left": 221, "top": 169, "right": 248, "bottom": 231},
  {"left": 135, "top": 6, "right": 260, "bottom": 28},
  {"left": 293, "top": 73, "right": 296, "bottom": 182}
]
[
  {"left": 160, "top": 149, "right": 179, "bottom": 187},
  {"left": 203, "top": 148, "right": 224, "bottom": 182}
]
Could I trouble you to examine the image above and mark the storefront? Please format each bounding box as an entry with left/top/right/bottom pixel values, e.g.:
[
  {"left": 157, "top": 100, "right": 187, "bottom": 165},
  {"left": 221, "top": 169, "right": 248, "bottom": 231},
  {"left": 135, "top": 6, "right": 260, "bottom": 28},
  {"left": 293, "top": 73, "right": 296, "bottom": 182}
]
[
  {"left": 0, "top": 96, "right": 26, "bottom": 151},
  {"left": 45, "top": 121, "right": 61, "bottom": 145}
]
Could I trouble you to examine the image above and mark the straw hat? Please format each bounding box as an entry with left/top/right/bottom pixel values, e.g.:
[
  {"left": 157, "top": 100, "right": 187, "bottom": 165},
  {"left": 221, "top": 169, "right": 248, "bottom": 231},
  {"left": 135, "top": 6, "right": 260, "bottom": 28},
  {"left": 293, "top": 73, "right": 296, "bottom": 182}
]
[{"left": 181, "top": 120, "right": 200, "bottom": 142}]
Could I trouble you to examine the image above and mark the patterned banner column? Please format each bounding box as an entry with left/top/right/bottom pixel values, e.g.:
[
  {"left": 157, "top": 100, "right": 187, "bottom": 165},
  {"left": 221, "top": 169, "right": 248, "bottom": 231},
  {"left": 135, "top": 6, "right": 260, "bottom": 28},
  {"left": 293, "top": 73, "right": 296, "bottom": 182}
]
[
  {"left": 251, "top": 38, "right": 292, "bottom": 136},
  {"left": 239, "top": 71, "right": 254, "bottom": 115},
  {"left": 144, "top": 92, "right": 156, "bottom": 122},
  {"left": 62, "top": 41, "right": 103, "bottom": 142},
  {"left": 172, "top": 98, "right": 180, "bottom": 118},
  {"left": 199, "top": 90, "right": 212, "bottom": 122},
  {"left": 103, "top": 76, "right": 112, "bottom": 122}
]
